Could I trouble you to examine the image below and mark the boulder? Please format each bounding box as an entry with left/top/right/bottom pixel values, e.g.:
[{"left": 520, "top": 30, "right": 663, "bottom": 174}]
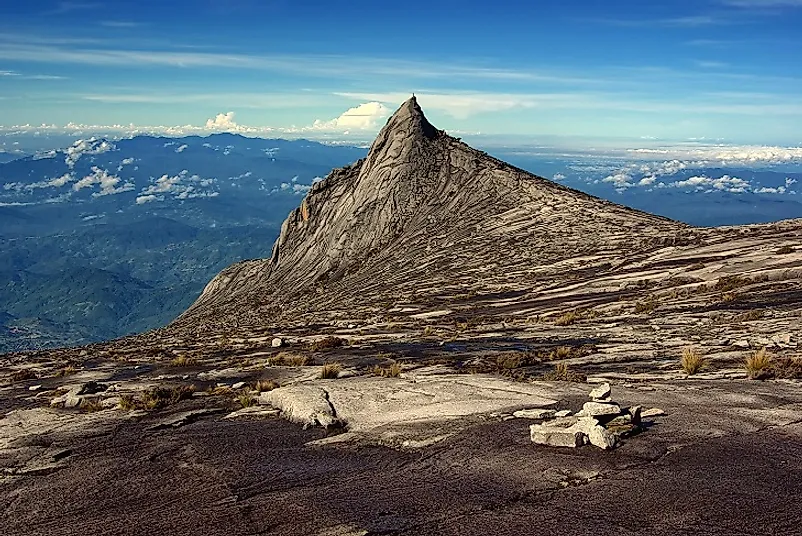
[
  {"left": 628, "top": 405, "right": 642, "bottom": 426},
  {"left": 585, "top": 423, "right": 618, "bottom": 450},
  {"left": 530, "top": 423, "right": 586, "bottom": 448},
  {"left": 259, "top": 386, "right": 340, "bottom": 428},
  {"left": 28, "top": 385, "right": 42, "bottom": 392},
  {"left": 589, "top": 382, "right": 612, "bottom": 401},
  {"left": 232, "top": 381, "right": 246, "bottom": 390},
  {"left": 604, "top": 414, "right": 632, "bottom": 427},
  {"left": 554, "top": 410, "right": 572, "bottom": 418},
  {"left": 582, "top": 401, "right": 621, "bottom": 417},
  {"left": 271, "top": 338, "right": 284, "bottom": 348},
  {"left": 642, "top": 407, "right": 666, "bottom": 418},
  {"left": 513, "top": 408, "right": 557, "bottom": 420}
]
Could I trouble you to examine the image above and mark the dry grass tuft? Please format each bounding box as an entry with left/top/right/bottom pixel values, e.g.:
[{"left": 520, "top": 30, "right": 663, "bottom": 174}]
[
  {"left": 540, "top": 362, "right": 587, "bottom": 382},
  {"left": 319, "top": 362, "right": 342, "bottom": 379},
  {"left": 733, "top": 309, "right": 765, "bottom": 323},
  {"left": 237, "top": 392, "right": 256, "bottom": 408},
  {"left": 119, "top": 394, "right": 137, "bottom": 411},
  {"left": 680, "top": 346, "right": 707, "bottom": 375},
  {"left": 745, "top": 348, "right": 773, "bottom": 380},
  {"left": 634, "top": 296, "right": 659, "bottom": 314},
  {"left": 714, "top": 275, "right": 751, "bottom": 293},
  {"left": 253, "top": 379, "right": 280, "bottom": 392},
  {"left": 80, "top": 399, "right": 105, "bottom": 413},
  {"left": 11, "top": 369, "right": 38, "bottom": 382},
  {"left": 773, "top": 357, "right": 802, "bottom": 379},
  {"left": 169, "top": 355, "right": 198, "bottom": 367},
  {"left": 550, "top": 346, "right": 574, "bottom": 360},
  {"left": 554, "top": 311, "right": 581, "bottom": 326},
  {"left": 207, "top": 385, "right": 234, "bottom": 396},
  {"left": 309, "top": 336, "right": 347, "bottom": 352},
  {"left": 268, "top": 352, "right": 309, "bottom": 366},
  {"left": 372, "top": 362, "right": 402, "bottom": 378},
  {"left": 141, "top": 385, "right": 196, "bottom": 410},
  {"left": 55, "top": 365, "right": 78, "bottom": 377}
]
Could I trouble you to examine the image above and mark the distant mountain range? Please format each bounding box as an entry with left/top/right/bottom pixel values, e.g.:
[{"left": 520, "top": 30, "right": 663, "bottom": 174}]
[{"left": 0, "top": 134, "right": 366, "bottom": 352}]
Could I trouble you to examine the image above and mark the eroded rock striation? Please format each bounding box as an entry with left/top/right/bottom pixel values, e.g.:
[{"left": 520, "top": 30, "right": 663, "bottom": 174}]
[{"left": 172, "top": 97, "right": 697, "bottom": 335}]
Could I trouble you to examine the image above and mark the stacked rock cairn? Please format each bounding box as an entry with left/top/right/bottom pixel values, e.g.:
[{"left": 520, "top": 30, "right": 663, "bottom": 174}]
[{"left": 529, "top": 383, "right": 641, "bottom": 449}]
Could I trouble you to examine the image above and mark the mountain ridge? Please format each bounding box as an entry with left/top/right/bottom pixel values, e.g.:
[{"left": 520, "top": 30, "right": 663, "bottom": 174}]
[{"left": 172, "top": 97, "right": 699, "bottom": 335}]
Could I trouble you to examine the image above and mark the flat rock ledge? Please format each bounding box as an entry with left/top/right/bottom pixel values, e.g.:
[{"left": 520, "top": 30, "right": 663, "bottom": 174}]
[{"left": 258, "top": 374, "right": 558, "bottom": 445}]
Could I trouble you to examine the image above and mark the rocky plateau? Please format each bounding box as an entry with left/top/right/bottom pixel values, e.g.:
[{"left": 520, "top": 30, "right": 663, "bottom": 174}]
[{"left": 1, "top": 98, "right": 801, "bottom": 535}]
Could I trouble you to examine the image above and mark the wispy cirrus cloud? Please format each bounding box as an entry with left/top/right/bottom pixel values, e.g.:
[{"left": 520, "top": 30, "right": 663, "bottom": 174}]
[
  {"left": 99, "top": 21, "right": 142, "bottom": 28},
  {"left": 47, "top": 2, "right": 103, "bottom": 15},
  {"left": 0, "top": 36, "right": 596, "bottom": 86},
  {"left": 721, "top": 0, "right": 802, "bottom": 7},
  {"left": 0, "top": 69, "right": 66, "bottom": 80}
]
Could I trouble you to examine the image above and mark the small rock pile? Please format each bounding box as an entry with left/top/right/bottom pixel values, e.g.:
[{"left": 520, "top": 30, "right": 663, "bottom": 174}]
[{"left": 529, "top": 383, "right": 641, "bottom": 450}]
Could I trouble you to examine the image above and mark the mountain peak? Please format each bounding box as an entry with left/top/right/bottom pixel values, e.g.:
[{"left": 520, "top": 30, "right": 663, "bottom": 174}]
[
  {"left": 176, "top": 98, "right": 688, "bottom": 332},
  {"left": 380, "top": 95, "right": 440, "bottom": 141}
]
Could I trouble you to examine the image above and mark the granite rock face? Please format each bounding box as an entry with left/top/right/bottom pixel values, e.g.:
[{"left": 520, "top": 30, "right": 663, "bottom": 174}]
[{"left": 171, "top": 97, "right": 688, "bottom": 334}]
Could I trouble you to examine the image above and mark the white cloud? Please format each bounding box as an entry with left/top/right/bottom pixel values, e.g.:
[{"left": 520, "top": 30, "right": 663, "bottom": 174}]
[
  {"left": 312, "top": 102, "right": 390, "bottom": 130},
  {"left": 135, "top": 194, "right": 161, "bottom": 204},
  {"left": 175, "top": 144, "right": 188, "bottom": 153},
  {"left": 3, "top": 172, "right": 75, "bottom": 192},
  {"left": 205, "top": 112, "right": 238, "bottom": 131},
  {"left": 722, "top": 0, "right": 802, "bottom": 7},
  {"left": 553, "top": 173, "right": 566, "bottom": 181},
  {"left": 755, "top": 186, "right": 787, "bottom": 194},
  {"left": 602, "top": 172, "right": 635, "bottom": 188},
  {"left": 138, "top": 170, "right": 219, "bottom": 202},
  {"left": 64, "top": 137, "right": 115, "bottom": 168},
  {"left": 670, "top": 174, "right": 752, "bottom": 193},
  {"left": 72, "top": 166, "right": 134, "bottom": 197}
]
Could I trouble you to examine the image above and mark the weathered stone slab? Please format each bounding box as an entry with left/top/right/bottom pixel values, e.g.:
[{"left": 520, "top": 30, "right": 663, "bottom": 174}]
[
  {"left": 530, "top": 423, "right": 585, "bottom": 448},
  {"left": 582, "top": 401, "right": 621, "bottom": 417},
  {"left": 513, "top": 408, "right": 557, "bottom": 420},
  {"left": 260, "top": 385, "right": 339, "bottom": 428},
  {"left": 589, "top": 382, "right": 611, "bottom": 401}
]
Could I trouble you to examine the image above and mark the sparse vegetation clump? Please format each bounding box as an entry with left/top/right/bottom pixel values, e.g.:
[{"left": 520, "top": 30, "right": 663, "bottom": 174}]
[
  {"left": 734, "top": 309, "right": 765, "bottom": 323},
  {"left": 253, "top": 379, "right": 280, "bottom": 392},
  {"left": 320, "top": 362, "right": 342, "bottom": 379},
  {"left": 745, "top": 348, "right": 773, "bottom": 380},
  {"left": 119, "top": 394, "right": 137, "bottom": 411},
  {"left": 141, "top": 385, "right": 196, "bottom": 410},
  {"left": 80, "top": 399, "right": 105, "bottom": 413},
  {"left": 496, "top": 351, "right": 541, "bottom": 370},
  {"left": 170, "top": 355, "right": 198, "bottom": 367},
  {"left": 634, "top": 296, "right": 659, "bottom": 314},
  {"left": 55, "top": 365, "right": 78, "bottom": 377},
  {"left": 540, "top": 362, "right": 586, "bottom": 382},
  {"left": 372, "top": 362, "right": 402, "bottom": 378},
  {"left": 554, "top": 311, "right": 581, "bottom": 326},
  {"left": 773, "top": 357, "right": 802, "bottom": 379},
  {"left": 11, "top": 369, "right": 38, "bottom": 382},
  {"left": 237, "top": 392, "right": 256, "bottom": 408},
  {"left": 680, "top": 346, "right": 707, "bottom": 375},
  {"left": 268, "top": 352, "right": 310, "bottom": 366},
  {"left": 714, "top": 275, "right": 751, "bottom": 293},
  {"left": 309, "top": 336, "right": 347, "bottom": 352},
  {"left": 775, "top": 245, "right": 795, "bottom": 255}
]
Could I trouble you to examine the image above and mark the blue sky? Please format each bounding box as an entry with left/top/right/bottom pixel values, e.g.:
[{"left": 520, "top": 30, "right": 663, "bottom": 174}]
[{"left": 1, "top": 0, "right": 802, "bottom": 145}]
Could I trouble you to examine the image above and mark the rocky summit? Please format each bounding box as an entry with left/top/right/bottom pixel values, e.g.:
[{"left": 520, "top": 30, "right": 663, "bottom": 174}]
[{"left": 2, "top": 98, "right": 802, "bottom": 536}]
